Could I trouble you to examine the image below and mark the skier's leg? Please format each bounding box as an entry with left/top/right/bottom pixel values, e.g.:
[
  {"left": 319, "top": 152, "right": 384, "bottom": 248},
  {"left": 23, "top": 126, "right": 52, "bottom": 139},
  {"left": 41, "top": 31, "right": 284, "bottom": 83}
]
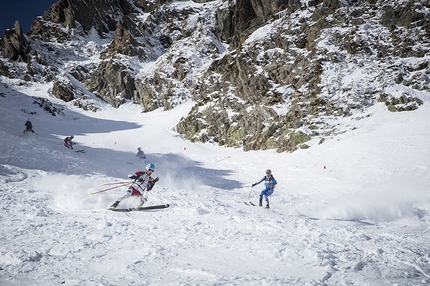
[
  {"left": 265, "top": 189, "right": 273, "bottom": 208},
  {"left": 137, "top": 195, "right": 147, "bottom": 207},
  {"left": 109, "top": 189, "right": 132, "bottom": 209},
  {"left": 261, "top": 189, "right": 269, "bottom": 208},
  {"left": 259, "top": 191, "right": 263, "bottom": 206}
]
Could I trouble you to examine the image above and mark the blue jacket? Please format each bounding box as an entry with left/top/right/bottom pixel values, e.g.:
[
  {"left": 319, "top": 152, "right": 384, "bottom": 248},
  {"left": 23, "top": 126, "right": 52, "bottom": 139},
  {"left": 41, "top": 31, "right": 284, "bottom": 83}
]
[{"left": 255, "top": 175, "right": 277, "bottom": 191}]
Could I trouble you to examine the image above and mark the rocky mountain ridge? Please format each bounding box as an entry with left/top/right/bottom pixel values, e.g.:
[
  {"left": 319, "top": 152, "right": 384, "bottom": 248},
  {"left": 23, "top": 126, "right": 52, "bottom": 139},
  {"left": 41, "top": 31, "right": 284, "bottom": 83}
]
[{"left": 1, "top": 0, "right": 429, "bottom": 152}]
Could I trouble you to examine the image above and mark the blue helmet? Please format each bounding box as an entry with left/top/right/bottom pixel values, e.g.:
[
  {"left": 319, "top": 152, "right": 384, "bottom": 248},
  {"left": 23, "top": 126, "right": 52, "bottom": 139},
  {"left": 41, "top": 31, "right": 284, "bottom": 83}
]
[{"left": 146, "top": 163, "right": 155, "bottom": 171}]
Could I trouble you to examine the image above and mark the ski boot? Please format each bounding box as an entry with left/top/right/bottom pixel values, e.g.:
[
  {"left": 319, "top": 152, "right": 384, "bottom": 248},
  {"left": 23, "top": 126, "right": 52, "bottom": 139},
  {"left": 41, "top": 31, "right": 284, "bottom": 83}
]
[
  {"left": 259, "top": 198, "right": 263, "bottom": 207},
  {"left": 265, "top": 202, "right": 270, "bottom": 209},
  {"left": 109, "top": 201, "right": 120, "bottom": 210},
  {"left": 137, "top": 197, "right": 147, "bottom": 208}
]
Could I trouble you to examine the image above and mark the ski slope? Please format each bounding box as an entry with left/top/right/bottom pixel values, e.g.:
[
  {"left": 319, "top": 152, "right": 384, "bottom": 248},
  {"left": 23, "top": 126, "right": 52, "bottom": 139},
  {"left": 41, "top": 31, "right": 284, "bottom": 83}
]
[{"left": 1, "top": 81, "right": 430, "bottom": 285}]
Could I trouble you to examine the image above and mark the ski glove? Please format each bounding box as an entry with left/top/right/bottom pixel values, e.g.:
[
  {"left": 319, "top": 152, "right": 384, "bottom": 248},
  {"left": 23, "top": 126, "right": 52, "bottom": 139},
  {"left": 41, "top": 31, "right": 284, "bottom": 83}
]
[
  {"left": 252, "top": 183, "right": 256, "bottom": 187},
  {"left": 147, "top": 177, "right": 159, "bottom": 191}
]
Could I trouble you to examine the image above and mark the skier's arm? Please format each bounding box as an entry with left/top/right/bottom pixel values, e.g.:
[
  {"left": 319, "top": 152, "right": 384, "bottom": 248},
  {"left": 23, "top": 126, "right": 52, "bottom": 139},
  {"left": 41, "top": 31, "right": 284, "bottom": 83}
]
[
  {"left": 271, "top": 177, "right": 277, "bottom": 190},
  {"left": 128, "top": 171, "right": 143, "bottom": 180},
  {"left": 128, "top": 174, "right": 138, "bottom": 180},
  {"left": 252, "top": 177, "right": 265, "bottom": 187}
]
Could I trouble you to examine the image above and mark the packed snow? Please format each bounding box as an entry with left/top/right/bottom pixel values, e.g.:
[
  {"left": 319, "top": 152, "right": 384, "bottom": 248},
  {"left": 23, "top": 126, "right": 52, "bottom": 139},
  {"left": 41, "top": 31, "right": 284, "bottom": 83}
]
[{"left": 1, "top": 79, "right": 430, "bottom": 285}]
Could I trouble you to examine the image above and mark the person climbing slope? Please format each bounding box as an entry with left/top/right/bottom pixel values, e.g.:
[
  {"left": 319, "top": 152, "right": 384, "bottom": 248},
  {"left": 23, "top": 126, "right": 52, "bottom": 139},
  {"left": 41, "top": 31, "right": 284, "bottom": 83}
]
[
  {"left": 136, "top": 147, "right": 146, "bottom": 159},
  {"left": 23, "top": 119, "right": 36, "bottom": 134},
  {"left": 64, "top": 135, "right": 74, "bottom": 149}
]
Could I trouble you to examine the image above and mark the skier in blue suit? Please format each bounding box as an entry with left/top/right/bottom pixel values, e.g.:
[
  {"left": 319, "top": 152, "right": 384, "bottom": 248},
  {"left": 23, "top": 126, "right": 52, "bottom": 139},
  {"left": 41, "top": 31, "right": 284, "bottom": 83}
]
[{"left": 252, "top": 169, "right": 277, "bottom": 208}]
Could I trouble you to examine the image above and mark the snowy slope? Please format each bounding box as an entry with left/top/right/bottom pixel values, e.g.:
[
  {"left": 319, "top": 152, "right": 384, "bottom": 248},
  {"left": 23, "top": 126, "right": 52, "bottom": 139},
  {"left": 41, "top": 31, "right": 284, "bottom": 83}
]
[{"left": 1, "top": 79, "right": 430, "bottom": 285}]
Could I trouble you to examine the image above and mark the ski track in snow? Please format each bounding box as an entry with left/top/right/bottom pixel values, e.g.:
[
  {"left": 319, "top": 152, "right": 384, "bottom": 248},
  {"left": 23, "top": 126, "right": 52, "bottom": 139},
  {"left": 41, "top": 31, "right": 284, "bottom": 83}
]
[{"left": 1, "top": 82, "right": 430, "bottom": 285}]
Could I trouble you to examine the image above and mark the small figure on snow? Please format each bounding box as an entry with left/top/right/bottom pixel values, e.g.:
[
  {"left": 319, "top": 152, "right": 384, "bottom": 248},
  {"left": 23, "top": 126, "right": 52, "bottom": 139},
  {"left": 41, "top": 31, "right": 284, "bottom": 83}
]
[
  {"left": 23, "top": 119, "right": 35, "bottom": 134},
  {"left": 109, "top": 163, "right": 159, "bottom": 210},
  {"left": 64, "top": 135, "right": 75, "bottom": 149},
  {"left": 136, "top": 147, "right": 146, "bottom": 159},
  {"left": 252, "top": 169, "right": 277, "bottom": 208}
]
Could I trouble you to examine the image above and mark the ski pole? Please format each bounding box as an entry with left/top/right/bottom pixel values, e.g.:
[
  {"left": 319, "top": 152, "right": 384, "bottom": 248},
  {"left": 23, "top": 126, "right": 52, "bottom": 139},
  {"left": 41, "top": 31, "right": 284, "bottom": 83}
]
[
  {"left": 102, "top": 181, "right": 133, "bottom": 186},
  {"left": 90, "top": 182, "right": 130, "bottom": 195},
  {"left": 248, "top": 186, "right": 254, "bottom": 201}
]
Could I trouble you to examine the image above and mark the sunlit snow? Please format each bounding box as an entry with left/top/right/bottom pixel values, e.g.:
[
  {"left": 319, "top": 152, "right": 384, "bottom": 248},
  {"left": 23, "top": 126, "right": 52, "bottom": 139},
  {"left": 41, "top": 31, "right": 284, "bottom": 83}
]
[{"left": 1, "top": 75, "right": 429, "bottom": 285}]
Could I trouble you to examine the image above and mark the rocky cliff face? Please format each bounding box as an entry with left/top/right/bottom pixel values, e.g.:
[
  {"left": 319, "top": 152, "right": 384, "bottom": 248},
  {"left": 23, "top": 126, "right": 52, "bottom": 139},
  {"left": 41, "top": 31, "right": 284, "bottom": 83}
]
[
  {"left": 1, "top": 0, "right": 429, "bottom": 152},
  {"left": 0, "top": 21, "right": 30, "bottom": 62},
  {"left": 178, "top": 0, "right": 430, "bottom": 152}
]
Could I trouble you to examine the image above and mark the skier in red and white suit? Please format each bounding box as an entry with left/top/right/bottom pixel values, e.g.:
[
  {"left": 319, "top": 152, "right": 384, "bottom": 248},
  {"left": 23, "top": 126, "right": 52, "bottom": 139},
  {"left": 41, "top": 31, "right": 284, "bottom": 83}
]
[{"left": 109, "top": 163, "right": 158, "bottom": 210}]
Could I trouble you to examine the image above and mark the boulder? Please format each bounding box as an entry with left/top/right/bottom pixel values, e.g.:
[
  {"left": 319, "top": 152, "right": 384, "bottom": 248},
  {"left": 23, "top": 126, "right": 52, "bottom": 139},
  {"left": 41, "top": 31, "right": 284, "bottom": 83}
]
[{"left": 52, "top": 80, "right": 75, "bottom": 102}]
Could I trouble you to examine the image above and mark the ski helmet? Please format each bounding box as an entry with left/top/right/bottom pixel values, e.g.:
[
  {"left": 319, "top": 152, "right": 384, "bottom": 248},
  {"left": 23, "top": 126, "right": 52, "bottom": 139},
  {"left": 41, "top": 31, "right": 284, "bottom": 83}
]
[
  {"left": 146, "top": 163, "right": 155, "bottom": 171},
  {"left": 70, "top": 135, "right": 74, "bottom": 139},
  {"left": 138, "top": 147, "right": 141, "bottom": 151}
]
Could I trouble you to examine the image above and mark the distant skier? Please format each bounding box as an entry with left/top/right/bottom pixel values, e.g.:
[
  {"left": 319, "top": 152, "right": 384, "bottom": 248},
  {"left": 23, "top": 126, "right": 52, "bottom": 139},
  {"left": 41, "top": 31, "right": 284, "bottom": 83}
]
[
  {"left": 23, "top": 119, "right": 35, "bottom": 134},
  {"left": 136, "top": 147, "right": 146, "bottom": 159},
  {"left": 252, "top": 169, "right": 277, "bottom": 208},
  {"left": 64, "top": 135, "right": 74, "bottom": 149},
  {"left": 109, "top": 163, "right": 159, "bottom": 210}
]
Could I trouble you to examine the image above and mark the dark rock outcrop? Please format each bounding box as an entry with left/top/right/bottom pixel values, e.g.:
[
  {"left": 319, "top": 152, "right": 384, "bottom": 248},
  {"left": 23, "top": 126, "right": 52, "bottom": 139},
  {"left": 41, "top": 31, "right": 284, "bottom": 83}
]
[
  {"left": 28, "top": 0, "right": 136, "bottom": 41},
  {"left": 52, "top": 80, "right": 75, "bottom": 102},
  {"left": 0, "top": 21, "right": 29, "bottom": 62},
  {"left": 88, "top": 60, "right": 135, "bottom": 108}
]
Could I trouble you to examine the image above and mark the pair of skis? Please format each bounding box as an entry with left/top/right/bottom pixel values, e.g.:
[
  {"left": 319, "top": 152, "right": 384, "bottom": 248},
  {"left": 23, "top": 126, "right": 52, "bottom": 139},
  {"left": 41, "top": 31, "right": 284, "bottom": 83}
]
[
  {"left": 244, "top": 201, "right": 271, "bottom": 209},
  {"left": 109, "top": 204, "right": 170, "bottom": 212},
  {"left": 245, "top": 186, "right": 271, "bottom": 208}
]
